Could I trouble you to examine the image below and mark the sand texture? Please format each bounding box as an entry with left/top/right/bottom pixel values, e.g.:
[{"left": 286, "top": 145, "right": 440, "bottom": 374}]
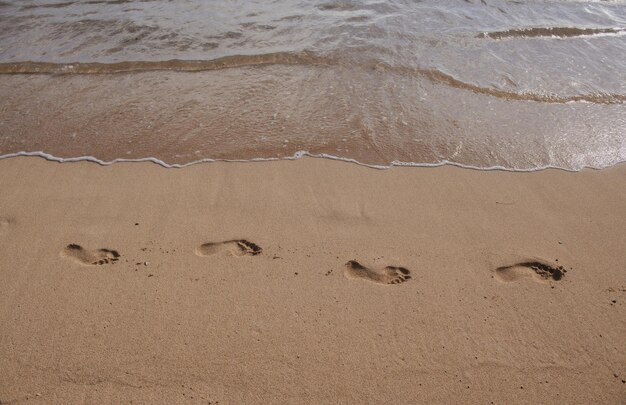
[{"left": 0, "top": 157, "right": 625, "bottom": 404}]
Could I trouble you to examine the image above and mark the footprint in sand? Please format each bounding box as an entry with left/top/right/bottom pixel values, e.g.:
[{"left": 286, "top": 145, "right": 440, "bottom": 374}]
[
  {"left": 344, "top": 260, "right": 411, "bottom": 285},
  {"left": 0, "top": 216, "right": 15, "bottom": 234},
  {"left": 495, "top": 260, "right": 566, "bottom": 283},
  {"left": 195, "top": 239, "right": 262, "bottom": 257},
  {"left": 61, "top": 243, "right": 120, "bottom": 266}
]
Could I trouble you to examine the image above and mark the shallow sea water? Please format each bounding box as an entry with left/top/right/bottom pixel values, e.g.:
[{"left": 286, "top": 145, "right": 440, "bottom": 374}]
[{"left": 0, "top": 0, "right": 625, "bottom": 169}]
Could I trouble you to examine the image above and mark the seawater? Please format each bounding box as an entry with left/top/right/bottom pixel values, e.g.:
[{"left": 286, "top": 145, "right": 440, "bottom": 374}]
[{"left": 0, "top": 0, "right": 625, "bottom": 170}]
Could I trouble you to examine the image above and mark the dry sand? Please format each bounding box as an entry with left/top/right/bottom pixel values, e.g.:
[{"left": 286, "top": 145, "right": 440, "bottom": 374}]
[{"left": 0, "top": 156, "right": 625, "bottom": 404}]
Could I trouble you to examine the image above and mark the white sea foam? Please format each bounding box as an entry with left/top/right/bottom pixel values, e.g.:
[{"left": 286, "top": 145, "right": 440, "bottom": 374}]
[{"left": 0, "top": 150, "right": 619, "bottom": 172}]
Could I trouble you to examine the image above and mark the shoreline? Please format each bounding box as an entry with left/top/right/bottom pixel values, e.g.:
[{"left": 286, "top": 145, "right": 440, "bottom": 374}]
[
  {"left": 2, "top": 151, "right": 625, "bottom": 172},
  {"left": 1, "top": 156, "right": 625, "bottom": 403}
]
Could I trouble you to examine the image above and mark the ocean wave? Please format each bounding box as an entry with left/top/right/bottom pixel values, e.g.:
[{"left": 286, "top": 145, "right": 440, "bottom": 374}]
[
  {"left": 0, "top": 53, "right": 623, "bottom": 105},
  {"left": 19, "top": 0, "right": 141, "bottom": 10},
  {"left": 478, "top": 26, "right": 626, "bottom": 40}
]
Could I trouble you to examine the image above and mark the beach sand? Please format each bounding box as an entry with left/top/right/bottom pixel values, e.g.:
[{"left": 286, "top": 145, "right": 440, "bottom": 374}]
[{"left": 0, "top": 156, "right": 625, "bottom": 404}]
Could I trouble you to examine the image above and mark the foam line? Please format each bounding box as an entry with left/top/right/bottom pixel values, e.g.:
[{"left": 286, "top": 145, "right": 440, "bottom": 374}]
[{"left": 0, "top": 150, "right": 620, "bottom": 172}]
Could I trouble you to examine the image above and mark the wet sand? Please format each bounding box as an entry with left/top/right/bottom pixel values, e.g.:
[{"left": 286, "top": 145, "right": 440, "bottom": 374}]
[{"left": 0, "top": 157, "right": 625, "bottom": 403}]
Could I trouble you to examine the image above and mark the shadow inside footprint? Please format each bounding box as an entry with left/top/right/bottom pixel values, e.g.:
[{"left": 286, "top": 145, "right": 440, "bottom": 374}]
[
  {"left": 61, "top": 243, "right": 120, "bottom": 266},
  {"left": 196, "top": 239, "right": 262, "bottom": 257},
  {"left": 344, "top": 260, "right": 411, "bottom": 285},
  {"left": 0, "top": 216, "right": 15, "bottom": 234},
  {"left": 495, "top": 260, "right": 566, "bottom": 283}
]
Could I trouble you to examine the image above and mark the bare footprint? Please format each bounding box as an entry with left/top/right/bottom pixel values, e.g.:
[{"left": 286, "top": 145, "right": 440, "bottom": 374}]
[
  {"left": 195, "top": 239, "right": 262, "bottom": 257},
  {"left": 0, "top": 216, "right": 15, "bottom": 234},
  {"left": 495, "top": 260, "right": 566, "bottom": 283},
  {"left": 61, "top": 244, "right": 120, "bottom": 266},
  {"left": 344, "top": 260, "right": 411, "bottom": 285}
]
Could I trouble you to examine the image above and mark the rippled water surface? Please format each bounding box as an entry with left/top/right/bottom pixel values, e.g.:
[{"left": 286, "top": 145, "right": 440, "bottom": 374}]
[{"left": 0, "top": 0, "right": 625, "bottom": 169}]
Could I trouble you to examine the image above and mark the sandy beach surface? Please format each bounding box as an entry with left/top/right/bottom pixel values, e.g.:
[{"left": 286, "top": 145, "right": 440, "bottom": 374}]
[{"left": 0, "top": 156, "right": 625, "bottom": 404}]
